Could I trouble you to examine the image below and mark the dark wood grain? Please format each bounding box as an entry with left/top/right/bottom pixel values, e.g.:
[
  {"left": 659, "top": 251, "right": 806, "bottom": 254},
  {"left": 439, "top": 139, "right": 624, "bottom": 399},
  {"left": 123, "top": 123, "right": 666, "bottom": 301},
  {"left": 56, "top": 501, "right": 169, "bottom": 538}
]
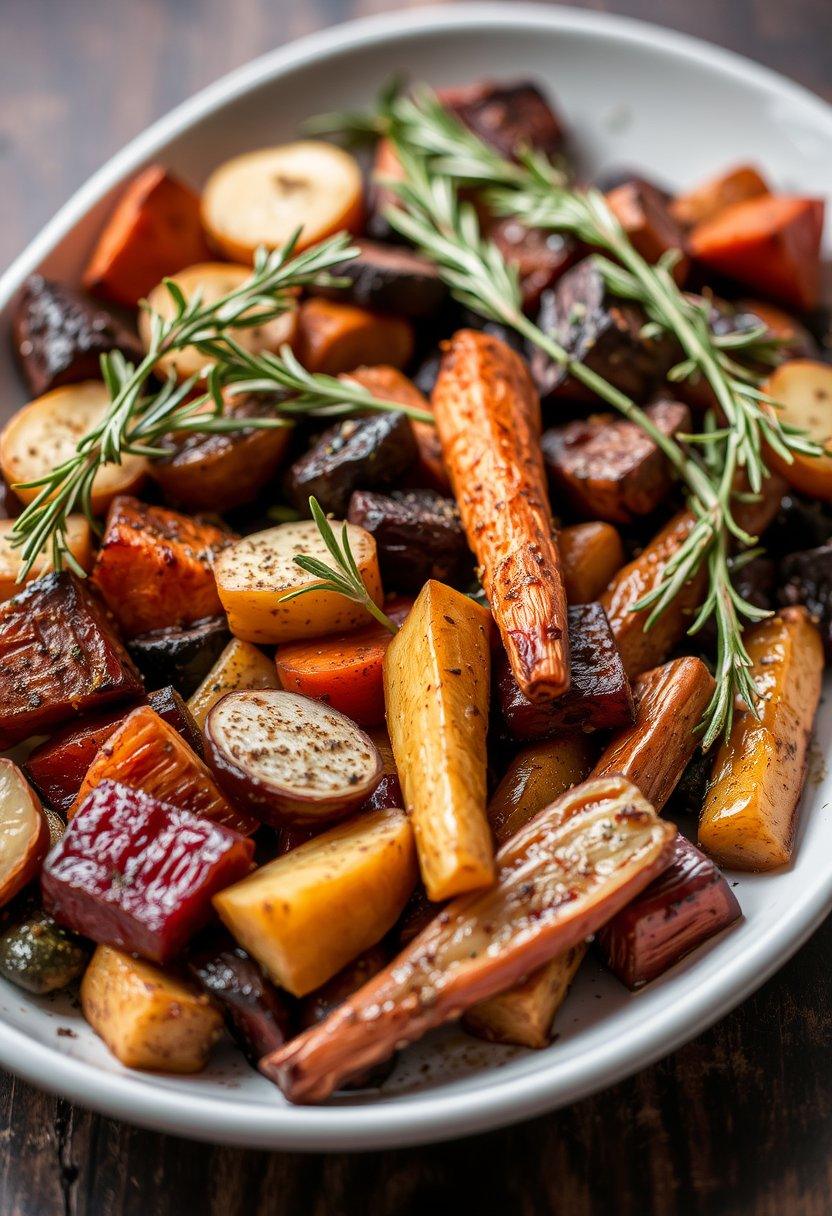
[{"left": 1, "top": 1, "right": 831, "bottom": 1212}]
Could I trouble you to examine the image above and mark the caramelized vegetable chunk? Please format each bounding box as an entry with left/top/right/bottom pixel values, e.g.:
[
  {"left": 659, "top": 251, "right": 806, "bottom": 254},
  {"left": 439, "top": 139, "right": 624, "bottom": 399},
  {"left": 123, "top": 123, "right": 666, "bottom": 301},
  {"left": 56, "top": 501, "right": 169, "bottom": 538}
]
[
  {"left": 670, "top": 164, "right": 769, "bottom": 229},
  {"left": 0, "top": 515, "right": 93, "bottom": 602},
  {"left": 439, "top": 80, "right": 566, "bottom": 160},
  {"left": 498, "top": 603, "right": 634, "bottom": 741},
  {"left": 13, "top": 274, "right": 142, "bottom": 396},
  {"left": 0, "top": 572, "right": 143, "bottom": 748},
  {"left": 83, "top": 165, "right": 212, "bottom": 307},
  {"left": 261, "top": 775, "right": 676, "bottom": 1103},
  {"left": 486, "top": 217, "right": 577, "bottom": 312},
  {"left": 127, "top": 616, "right": 230, "bottom": 697},
  {"left": 43, "top": 780, "right": 253, "bottom": 964},
  {"left": 0, "top": 761, "right": 49, "bottom": 908},
  {"left": 606, "top": 180, "right": 689, "bottom": 281},
  {"left": 81, "top": 945, "right": 223, "bottom": 1073},
  {"left": 320, "top": 239, "right": 447, "bottom": 318},
  {"left": 463, "top": 944, "right": 586, "bottom": 1049},
  {"left": 760, "top": 361, "right": 832, "bottom": 502},
  {"left": 433, "top": 329, "right": 570, "bottom": 701},
  {"left": 559, "top": 522, "right": 624, "bottom": 603},
  {"left": 347, "top": 489, "right": 470, "bottom": 592},
  {"left": 296, "top": 299, "right": 414, "bottom": 376},
  {"left": 72, "top": 705, "right": 253, "bottom": 835},
  {"left": 188, "top": 638, "right": 279, "bottom": 731},
  {"left": 700, "top": 607, "right": 823, "bottom": 870},
  {"left": 598, "top": 835, "right": 741, "bottom": 988},
  {"left": 488, "top": 735, "right": 596, "bottom": 846},
  {"left": 542, "top": 402, "right": 690, "bottom": 523},
  {"left": 91, "top": 496, "right": 232, "bottom": 638}
]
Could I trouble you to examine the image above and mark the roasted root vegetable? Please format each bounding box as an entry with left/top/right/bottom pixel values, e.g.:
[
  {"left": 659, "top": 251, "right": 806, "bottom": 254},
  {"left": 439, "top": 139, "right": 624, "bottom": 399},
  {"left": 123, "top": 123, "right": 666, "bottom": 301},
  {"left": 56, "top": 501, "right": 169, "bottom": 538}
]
[
  {"left": 214, "top": 520, "right": 382, "bottom": 645},
  {"left": 127, "top": 616, "right": 230, "bottom": 697},
  {"left": 188, "top": 638, "right": 279, "bottom": 731},
  {"left": 201, "top": 142, "right": 364, "bottom": 262},
  {"left": 761, "top": 361, "right": 832, "bottom": 501},
  {"left": 383, "top": 580, "right": 494, "bottom": 901},
  {"left": 43, "top": 780, "right": 254, "bottom": 963},
  {"left": 261, "top": 774, "right": 676, "bottom": 1102},
  {"left": 285, "top": 412, "right": 417, "bottom": 517},
  {"left": 71, "top": 704, "right": 253, "bottom": 835},
  {"left": 81, "top": 945, "right": 223, "bottom": 1073},
  {"left": 439, "top": 79, "right": 566, "bottom": 160},
  {"left": 13, "top": 274, "right": 142, "bottom": 396},
  {"left": 0, "top": 572, "right": 143, "bottom": 748},
  {"left": 214, "top": 807, "right": 417, "bottom": 997},
  {"left": 486, "top": 217, "right": 577, "bottom": 312},
  {"left": 0, "top": 515, "right": 92, "bottom": 601},
  {"left": 83, "top": 165, "right": 212, "bottom": 306},
  {"left": 320, "top": 239, "right": 447, "bottom": 319},
  {"left": 296, "top": 299, "right": 414, "bottom": 376},
  {"left": 188, "top": 936, "right": 294, "bottom": 1065},
  {"left": 558, "top": 521, "right": 625, "bottom": 604},
  {"left": 541, "top": 402, "right": 691, "bottom": 524},
  {"left": 463, "top": 944, "right": 586, "bottom": 1049},
  {"left": 91, "top": 496, "right": 232, "bottom": 639},
  {"left": 689, "top": 195, "right": 824, "bottom": 311},
  {"left": 433, "top": 329, "right": 570, "bottom": 702},
  {"left": 0, "top": 382, "right": 147, "bottom": 514},
  {"left": 605, "top": 180, "right": 689, "bottom": 282},
  {"left": 497, "top": 603, "right": 634, "bottom": 741},
  {"left": 0, "top": 910, "right": 89, "bottom": 995},
  {"left": 597, "top": 836, "right": 741, "bottom": 988},
  {"left": 0, "top": 761, "right": 49, "bottom": 908},
  {"left": 487, "top": 735, "right": 596, "bottom": 846},
  {"left": 347, "top": 490, "right": 469, "bottom": 593},
  {"left": 699, "top": 607, "right": 823, "bottom": 870},
  {"left": 205, "top": 689, "right": 382, "bottom": 827},
  {"left": 670, "top": 164, "right": 769, "bottom": 229}
]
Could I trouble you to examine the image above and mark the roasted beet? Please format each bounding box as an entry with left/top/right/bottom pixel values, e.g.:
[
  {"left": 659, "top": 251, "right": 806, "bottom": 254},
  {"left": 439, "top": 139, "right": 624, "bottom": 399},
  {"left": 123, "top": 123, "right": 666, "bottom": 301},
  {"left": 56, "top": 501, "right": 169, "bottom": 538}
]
[
  {"left": 347, "top": 489, "right": 471, "bottom": 592},
  {"left": 0, "top": 572, "right": 143, "bottom": 748},
  {"left": 146, "top": 685, "right": 204, "bottom": 756},
  {"left": 541, "top": 401, "right": 690, "bottom": 523},
  {"left": 531, "top": 259, "right": 678, "bottom": 403},
  {"left": 285, "top": 412, "right": 417, "bottom": 517},
  {"left": 42, "top": 780, "right": 254, "bottom": 964},
  {"left": 497, "top": 603, "right": 634, "bottom": 740},
  {"left": 593, "top": 168, "right": 672, "bottom": 200},
  {"left": 597, "top": 835, "right": 741, "bottom": 988},
  {"left": 360, "top": 771, "right": 403, "bottom": 813},
  {"left": 486, "top": 218, "right": 578, "bottom": 312},
  {"left": 779, "top": 541, "right": 832, "bottom": 658},
  {"left": 440, "top": 80, "right": 566, "bottom": 161},
  {"left": 127, "top": 616, "right": 230, "bottom": 697},
  {"left": 319, "top": 239, "right": 447, "bottom": 319},
  {"left": 12, "top": 274, "right": 142, "bottom": 397},
  {"left": 188, "top": 934, "right": 294, "bottom": 1065},
  {"left": 605, "top": 180, "right": 689, "bottom": 281}
]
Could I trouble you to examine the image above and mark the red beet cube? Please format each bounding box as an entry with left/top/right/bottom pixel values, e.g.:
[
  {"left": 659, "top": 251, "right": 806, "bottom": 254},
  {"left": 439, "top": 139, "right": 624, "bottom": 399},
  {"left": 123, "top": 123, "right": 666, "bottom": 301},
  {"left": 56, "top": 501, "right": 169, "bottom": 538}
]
[
  {"left": 41, "top": 780, "right": 253, "bottom": 963},
  {"left": 597, "top": 836, "right": 741, "bottom": 988}
]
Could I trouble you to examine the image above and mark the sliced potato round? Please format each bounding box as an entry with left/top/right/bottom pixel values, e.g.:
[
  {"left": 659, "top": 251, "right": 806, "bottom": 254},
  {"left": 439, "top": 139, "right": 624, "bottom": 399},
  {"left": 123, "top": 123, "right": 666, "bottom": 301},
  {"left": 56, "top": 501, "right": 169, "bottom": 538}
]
[
  {"left": 205, "top": 689, "right": 383, "bottom": 827},
  {"left": 214, "top": 519, "right": 383, "bottom": 644},
  {"left": 763, "top": 360, "right": 832, "bottom": 501},
  {"left": 140, "top": 262, "right": 298, "bottom": 381},
  {"left": 201, "top": 142, "right": 364, "bottom": 263},
  {"left": 0, "top": 382, "right": 147, "bottom": 514},
  {"left": 0, "top": 759, "right": 49, "bottom": 908},
  {"left": 0, "top": 515, "right": 93, "bottom": 601}
]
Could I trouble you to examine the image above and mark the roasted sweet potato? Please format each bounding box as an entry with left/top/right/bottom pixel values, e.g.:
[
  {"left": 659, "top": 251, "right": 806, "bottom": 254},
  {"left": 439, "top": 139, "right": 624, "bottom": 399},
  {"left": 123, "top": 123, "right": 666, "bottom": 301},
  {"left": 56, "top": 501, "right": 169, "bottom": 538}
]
[
  {"left": 433, "top": 329, "right": 570, "bottom": 701},
  {"left": 188, "top": 638, "right": 279, "bottom": 731},
  {"left": 559, "top": 521, "right": 625, "bottom": 603},
  {"left": 488, "top": 735, "right": 596, "bottom": 846},
  {"left": 126, "top": 616, "right": 230, "bottom": 698},
  {"left": 83, "top": 165, "right": 212, "bottom": 307},
  {"left": 347, "top": 489, "right": 470, "bottom": 592},
  {"left": 606, "top": 180, "right": 689, "bottom": 282},
  {"left": 296, "top": 299, "right": 414, "bottom": 376},
  {"left": 0, "top": 572, "right": 143, "bottom": 748},
  {"left": 498, "top": 603, "right": 634, "bottom": 740},
  {"left": 261, "top": 775, "right": 676, "bottom": 1103},
  {"left": 670, "top": 164, "right": 769, "bottom": 229},
  {"left": 91, "top": 496, "right": 232, "bottom": 639},
  {"left": 71, "top": 704, "right": 254, "bottom": 835},
  {"left": 384, "top": 581, "right": 493, "bottom": 900},
  {"left": 0, "top": 515, "right": 93, "bottom": 600},
  {"left": 215, "top": 807, "right": 417, "bottom": 997},
  {"left": 700, "top": 607, "right": 823, "bottom": 870},
  {"left": 343, "top": 365, "right": 449, "bottom": 493},
  {"left": 543, "top": 402, "right": 690, "bottom": 524},
  {"left": 689, "top": 195, "right": 825, "bottom": 311}
]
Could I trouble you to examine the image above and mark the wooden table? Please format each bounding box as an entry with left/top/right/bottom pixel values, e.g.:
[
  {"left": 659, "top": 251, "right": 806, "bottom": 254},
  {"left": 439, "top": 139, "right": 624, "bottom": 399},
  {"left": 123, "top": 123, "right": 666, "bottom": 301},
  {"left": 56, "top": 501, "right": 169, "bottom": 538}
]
[{"left": 1, "top": 1, "right": 831, "bottom": 1212}]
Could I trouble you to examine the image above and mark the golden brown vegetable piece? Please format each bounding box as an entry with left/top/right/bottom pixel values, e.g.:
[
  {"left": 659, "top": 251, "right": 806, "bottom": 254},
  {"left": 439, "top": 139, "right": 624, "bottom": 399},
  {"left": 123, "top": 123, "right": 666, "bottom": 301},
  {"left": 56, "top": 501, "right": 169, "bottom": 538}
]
[
  {"left": 0, "top": 516, "right": 93, "bottom": 601},
  {"left": 296, "top": 299, "right": 414, "bottom": 376},
  {"left": 383, "top": 580, "right": 494, "bottom": 900},
  {"left": 214, "top": 808, "right": 417, "bottom": 997},
  {"left": 700, "top": 606, "right": 823, "bottom": 870},
  {"left": 488, "top": 735, "right": 596, "bottom": 846},
  {"left": 432, "top": 329, "right": 570, "bottom": 701},
  {"left": 761, "top": 361, "right": 832, "bottom": 502},
  {"left": 0, "top": 760, "right": 50, "bottom": 909},
  {"left": 187, "top": 638, "right": 279, "bottom": 731},
  {"left": 81, "top": 945, "right": 223, "bottom": 1073},
  {"left": 463, "top": 944, "right": 587, "bottom": 1049},
  {"left": 260, "top": 774, "right": 676, "bottom": 1103},
  {"left": 559, "top": 522, "right": 625, "bottom": 604},
  {"left": 670, "top": 164, "right": 769, "bottom": 229},
  {"left": 595, "top": 657, "right": 716, "bottom": 812}
]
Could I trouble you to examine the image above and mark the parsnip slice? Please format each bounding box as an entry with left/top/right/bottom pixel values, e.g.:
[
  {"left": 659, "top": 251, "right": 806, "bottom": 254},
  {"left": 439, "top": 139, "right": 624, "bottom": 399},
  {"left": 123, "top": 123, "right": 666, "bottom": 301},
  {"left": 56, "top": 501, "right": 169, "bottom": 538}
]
[
  {"left": 0, "top": 516, "right": 93, "bottom": 600},
  {"left": 213, "top": 807, "right": 417, "bottom": 996},
  {"left": 0, "top": 382, "right": 147, "bottom": 514},
  {"left": 187, "top": 637, "right": 279, "bottom": 730},
  {"left": 0, "top": 760, "right": 49, "bottom": 908},
  {"left": 141, "top": 262, "right": 298, "bottom": 381},
  {"left": 213, "top": 520, "right": 383, "bottom": 644},
  {"left": 383, "top": 580, "right": 494, "bottom": 901},
  {"left": 201, "top": 142, "right": 363, "bottom": 263},
  {"left": 762, "top": 360, "right": 832, "bottom": 501}
]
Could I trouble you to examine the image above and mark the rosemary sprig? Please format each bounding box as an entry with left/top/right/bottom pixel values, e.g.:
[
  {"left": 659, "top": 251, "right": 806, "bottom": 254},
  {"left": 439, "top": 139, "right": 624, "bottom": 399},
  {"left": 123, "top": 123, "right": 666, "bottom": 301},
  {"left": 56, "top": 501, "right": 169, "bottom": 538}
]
[{"left": 282, "top": 497, "right": 400, "bottom": 634}]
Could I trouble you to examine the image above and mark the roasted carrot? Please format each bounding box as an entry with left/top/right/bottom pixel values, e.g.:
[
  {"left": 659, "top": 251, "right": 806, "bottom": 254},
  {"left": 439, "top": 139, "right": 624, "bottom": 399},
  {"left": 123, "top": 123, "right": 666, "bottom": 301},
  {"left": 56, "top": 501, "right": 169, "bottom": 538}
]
[
  {"left": 296, "top": 300, "right": 414, "bottom": 376},
  {"left": 260, "top": 774, "right": 676, "bottom": 1101},
  {"left": 71, "top": 705, "right": 255, "bottom": 836},
  {"left": 83, "top": 166, "right": 212, "bottom": 307},
  {"left": 670, "top": 164, "right": 769, "bottom": 229},
  {"left": 432, "top": 329, "right": 570, "bottom": 702}
]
